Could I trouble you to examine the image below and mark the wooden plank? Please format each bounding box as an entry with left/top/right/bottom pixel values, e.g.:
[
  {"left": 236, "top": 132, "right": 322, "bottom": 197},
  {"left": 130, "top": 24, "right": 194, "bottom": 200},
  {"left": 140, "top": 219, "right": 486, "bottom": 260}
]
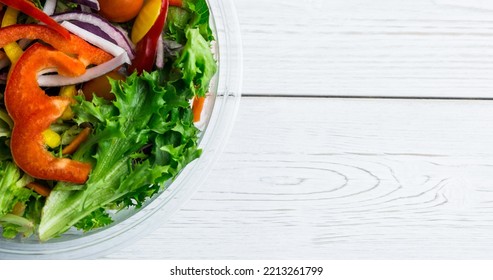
[
  {"left": 236, "top": 0, "right": 493, "bottom": 97},
  {"left": 106, "top": 97, "right": 493, "bottom": 259}
]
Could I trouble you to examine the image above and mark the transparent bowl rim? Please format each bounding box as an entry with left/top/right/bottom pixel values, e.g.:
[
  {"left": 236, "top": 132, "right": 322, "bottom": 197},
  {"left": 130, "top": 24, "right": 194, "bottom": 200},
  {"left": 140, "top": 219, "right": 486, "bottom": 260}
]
[{"left": 0, "top": 0, "right": 243, "bottom": 259}]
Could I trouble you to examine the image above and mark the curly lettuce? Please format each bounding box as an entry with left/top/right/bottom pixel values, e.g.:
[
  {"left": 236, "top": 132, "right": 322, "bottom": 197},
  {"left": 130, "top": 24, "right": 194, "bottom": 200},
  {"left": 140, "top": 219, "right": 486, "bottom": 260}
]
[
  {"left": 38, "top": 72, "right": 201, "bottom": 240},
  {"left": 0, "top": 0, "right": 216, "bottom": 241}
]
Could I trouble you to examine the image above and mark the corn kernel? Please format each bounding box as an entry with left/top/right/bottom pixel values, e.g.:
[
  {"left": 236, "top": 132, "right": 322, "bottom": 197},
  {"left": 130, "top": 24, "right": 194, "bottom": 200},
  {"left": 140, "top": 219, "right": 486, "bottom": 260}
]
[{"left": 43, "top": 129, "right": 61, "bottom": 148}]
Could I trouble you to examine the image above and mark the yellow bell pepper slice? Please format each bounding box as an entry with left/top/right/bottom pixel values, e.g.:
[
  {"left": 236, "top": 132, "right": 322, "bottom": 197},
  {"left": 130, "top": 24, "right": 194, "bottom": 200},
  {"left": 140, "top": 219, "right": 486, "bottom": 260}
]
[
  {"left": 131, "top": 0, "right": 162, "bottom": 44},
  {"left": 59, "top": 85, "right": 77, "bottom": 120},
  {"left": 1, "top": 7, "right": 24, "bottom": 64}
]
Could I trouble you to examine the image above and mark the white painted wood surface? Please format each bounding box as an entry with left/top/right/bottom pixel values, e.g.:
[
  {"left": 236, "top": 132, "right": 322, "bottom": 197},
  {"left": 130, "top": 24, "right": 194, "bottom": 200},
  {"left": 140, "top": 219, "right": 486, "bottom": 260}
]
[
  {"left": 106, "top": 98, "right": 493, "bottom": 259},
  {"left": 239, "top": 0, "right": 493, "bottom": 98},
  {"left": 105, "top": 0, "right": 493, "bottom": 259}
]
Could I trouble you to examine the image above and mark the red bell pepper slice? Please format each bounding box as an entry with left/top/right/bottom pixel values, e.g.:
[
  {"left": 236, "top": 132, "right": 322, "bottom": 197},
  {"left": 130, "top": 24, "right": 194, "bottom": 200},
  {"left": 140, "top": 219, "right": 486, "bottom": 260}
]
[
  {"left": 0, "top": 24, "right": 112, "bottom": 66},
  {"left": 0, "top": 25, "right": 113, "bottom": 184},
  {"left": 5, "top": 44, "right": 91, "bottom": 184},
  {"left": 129, "top": 0, "right": 169, "bottom": 74},
  {"left": 0, "top": 0, "right": 70, "bottom": 39}
]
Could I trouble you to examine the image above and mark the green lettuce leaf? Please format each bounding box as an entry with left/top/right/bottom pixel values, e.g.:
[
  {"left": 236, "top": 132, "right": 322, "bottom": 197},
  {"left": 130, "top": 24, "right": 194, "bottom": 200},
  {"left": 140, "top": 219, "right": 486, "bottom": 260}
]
[
  {"left": 0, "top": 109, "right": 12, "bottom": 161},
  {"left": 174, "top": 28, "right": 217, "bottom": 97},
  {"left": 166, "top": 0, "right": 213, "bottom": 44},
  {"left": 165, "top": 0, "right": 217, "bottom": 98},
  {"left": 0, "top": 162, "right": 34, "bottom": 217},
  {"left": 38, "top": 71, "right": 201, "bottom": 241},
  {"left": 0, "top": 214, "right": 35, "bottom": 239},
  {"left": 0, "top": 109, "right": 12, "bottom": 139},
  {"left": 183, "top": 0, "right": 214, "bottom": 41}
]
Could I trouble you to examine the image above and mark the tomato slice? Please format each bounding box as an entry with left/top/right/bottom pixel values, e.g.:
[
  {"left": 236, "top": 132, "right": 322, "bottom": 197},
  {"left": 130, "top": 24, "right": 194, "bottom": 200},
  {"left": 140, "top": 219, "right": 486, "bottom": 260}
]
[
  {"left": 98, "top": 0, "right": 143, "bottom": 23},
  {"left": 131, "top": 0, "right": 162, "bottom": 44}
]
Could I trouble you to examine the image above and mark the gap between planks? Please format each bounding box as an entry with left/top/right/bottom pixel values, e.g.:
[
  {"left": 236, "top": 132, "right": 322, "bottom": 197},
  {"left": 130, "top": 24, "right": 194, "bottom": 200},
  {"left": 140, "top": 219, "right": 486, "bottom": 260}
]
[{"left": 241, "top": 93, "right": 493, "bottom": 101}]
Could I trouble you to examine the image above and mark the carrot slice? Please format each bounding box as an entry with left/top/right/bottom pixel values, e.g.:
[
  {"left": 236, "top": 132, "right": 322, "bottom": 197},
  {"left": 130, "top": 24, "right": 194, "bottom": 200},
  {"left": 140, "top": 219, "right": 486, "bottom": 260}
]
[
  {"left": 192, "top": 96, "right": 205, "bottom": 123},
  {"left": 62, "top": 127, "right": 91, "bottom": 155},
  {"left": 26, "top": 182, "right": 51, "bottom": 197}
]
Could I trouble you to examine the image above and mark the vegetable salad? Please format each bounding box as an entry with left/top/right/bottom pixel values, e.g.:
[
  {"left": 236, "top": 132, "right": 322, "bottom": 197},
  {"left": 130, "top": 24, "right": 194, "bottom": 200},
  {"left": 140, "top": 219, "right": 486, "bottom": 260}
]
[{"left": 0, "top": 0, "right": 216, "bottom": 241}]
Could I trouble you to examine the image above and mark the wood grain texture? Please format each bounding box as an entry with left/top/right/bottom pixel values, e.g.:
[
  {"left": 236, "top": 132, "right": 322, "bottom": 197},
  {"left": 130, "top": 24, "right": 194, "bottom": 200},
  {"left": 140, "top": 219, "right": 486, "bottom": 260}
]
[
  {"left": 238, "top": 0, "right": 493, "bottom": 97},
  {"left": 104, "top": 0, "right": 493, "bottom": 260},
  {"left": 106, "top": 97, "right": 493, "bottom": 259}
]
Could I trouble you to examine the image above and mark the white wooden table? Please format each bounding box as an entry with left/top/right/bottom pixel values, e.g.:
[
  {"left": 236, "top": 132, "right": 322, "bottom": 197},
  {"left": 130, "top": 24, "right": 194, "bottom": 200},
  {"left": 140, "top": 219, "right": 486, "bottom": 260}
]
[{"left": 105, "top": 0, "right": 493, "bottom": 259}]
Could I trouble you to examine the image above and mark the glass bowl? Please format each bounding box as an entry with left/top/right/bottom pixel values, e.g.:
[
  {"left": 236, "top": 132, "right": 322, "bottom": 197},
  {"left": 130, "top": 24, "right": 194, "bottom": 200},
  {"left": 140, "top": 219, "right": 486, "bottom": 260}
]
[{"left": 0, "top": 0, "right": 242, "bottom": 259}]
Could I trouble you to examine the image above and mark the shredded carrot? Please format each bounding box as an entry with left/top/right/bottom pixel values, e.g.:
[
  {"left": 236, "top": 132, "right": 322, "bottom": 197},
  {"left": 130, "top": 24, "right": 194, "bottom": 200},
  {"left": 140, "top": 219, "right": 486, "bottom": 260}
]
[
  {"left": 192, "top": 96, "right": 205, "bottom": 123},
  {"left": 26, "top": 182, "right": 51, "bottom": 197},
  {"left": 62, "top": 127, "right": 91, "bottom": 155}
]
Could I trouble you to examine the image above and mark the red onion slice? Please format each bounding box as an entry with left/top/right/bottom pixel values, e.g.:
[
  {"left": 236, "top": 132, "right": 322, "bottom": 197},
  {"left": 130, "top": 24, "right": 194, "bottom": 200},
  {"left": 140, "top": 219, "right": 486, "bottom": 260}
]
[
  {"left": 68, "top": 0, "right": 100, "bottom": 11},
  {"left": 80, "top": 5, "right": 91, "bottom": 13},
  {"left": 51, "top": 12, "right": 135, "bottom": 60},
  {"left": 37, "top": 52, "right": 127, "bottom": 87},
  {"left": 61, "top": 21, "right": 130, "bottom": 64},
  {"left": 37, "top": 21, "right": 130, "bottom": 87},
  {"left": 43, "top": 0, "right": 57, "bottom": 16},
  {"left": 70, "top": 21, "right": 115, "bottom": 44},
  {"left": 156, "top": 35, "right": 164, "bottom": 69}
]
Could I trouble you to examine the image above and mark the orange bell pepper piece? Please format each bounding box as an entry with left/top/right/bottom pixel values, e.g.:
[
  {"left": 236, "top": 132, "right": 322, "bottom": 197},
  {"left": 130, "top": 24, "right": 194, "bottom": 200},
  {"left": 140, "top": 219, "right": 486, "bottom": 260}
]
[{"left": 0, "top": 25, "right": 113, "bottom": 184}]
